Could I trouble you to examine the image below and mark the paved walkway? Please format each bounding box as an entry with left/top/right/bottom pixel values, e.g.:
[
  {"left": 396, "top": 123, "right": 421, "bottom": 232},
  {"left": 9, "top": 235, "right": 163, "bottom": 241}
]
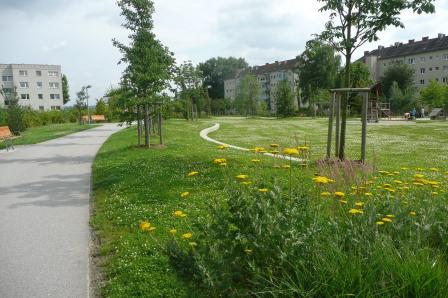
[
  {"left": 200, "top": 123, "right": 302, "bottom": 162},
  {"left": 0, "top": 124, "right": 122, "bottom": 298}
]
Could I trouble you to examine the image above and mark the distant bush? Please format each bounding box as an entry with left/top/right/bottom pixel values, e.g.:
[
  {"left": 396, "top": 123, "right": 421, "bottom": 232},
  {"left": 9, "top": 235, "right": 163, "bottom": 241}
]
[
  {"left": 22, "top": 108, "right": 78, "bottom": 128},
  {"left": 0, "top": 107, "right": 7, "bottom": 126}
]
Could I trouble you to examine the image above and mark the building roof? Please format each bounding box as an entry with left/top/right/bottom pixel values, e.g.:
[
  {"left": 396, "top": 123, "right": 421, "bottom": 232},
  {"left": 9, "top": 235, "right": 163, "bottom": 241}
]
[
  {"left": 363, "top": 34, "right": 448, "bottom": 60},
  {"left": 232, "top": 58, "right": 299, "bottom": 79}
]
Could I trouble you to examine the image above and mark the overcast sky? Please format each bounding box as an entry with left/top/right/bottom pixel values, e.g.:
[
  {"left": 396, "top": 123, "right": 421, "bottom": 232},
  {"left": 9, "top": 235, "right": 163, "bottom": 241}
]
[{"left": 1, "top": 0, "right": 447, "bottom": 105}]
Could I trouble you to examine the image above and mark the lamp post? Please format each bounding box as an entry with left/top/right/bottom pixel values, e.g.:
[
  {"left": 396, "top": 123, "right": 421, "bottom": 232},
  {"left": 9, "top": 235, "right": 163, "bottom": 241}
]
[
  {"left": 86, "top": 85, "right": 92, "bottom": 125},
  {"left": 207, "top": 85, "right": 212, "bottom": 116}
]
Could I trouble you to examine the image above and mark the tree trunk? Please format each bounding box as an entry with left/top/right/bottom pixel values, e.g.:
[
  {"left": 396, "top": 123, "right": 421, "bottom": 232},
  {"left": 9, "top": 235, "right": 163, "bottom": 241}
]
[
  {"left": 144, "top": 104, "right": 150, "bottom": 148},
  {"left": 137, "top": 105, "right": 142, "bottom": 146},
  {"left": 339, "top": 52, "right": 351, "bottom": 160},
  {"left": 158, "top": 107, "right": 163, "bottom": 145}
]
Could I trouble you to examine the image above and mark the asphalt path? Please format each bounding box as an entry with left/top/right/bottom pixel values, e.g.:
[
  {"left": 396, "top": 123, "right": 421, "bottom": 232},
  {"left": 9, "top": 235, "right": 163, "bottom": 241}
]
[{"left": 0, "top": 124, "right": 122, "bottom": 298}]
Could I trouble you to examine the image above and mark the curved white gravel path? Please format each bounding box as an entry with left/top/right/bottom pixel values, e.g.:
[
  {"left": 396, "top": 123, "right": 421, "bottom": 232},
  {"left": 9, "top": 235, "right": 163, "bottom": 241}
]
[{"left": 200, "top": 123, "right": 302, "bottom": 162}]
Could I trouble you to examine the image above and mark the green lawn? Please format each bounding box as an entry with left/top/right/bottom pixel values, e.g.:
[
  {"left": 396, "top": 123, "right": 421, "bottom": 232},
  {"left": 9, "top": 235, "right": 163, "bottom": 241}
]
[
  {"left": 91, "top": 117, "right": 448, "bottom": 297},
  {"left": 0, "top": 123, "right": 98, "bottom": 149}
]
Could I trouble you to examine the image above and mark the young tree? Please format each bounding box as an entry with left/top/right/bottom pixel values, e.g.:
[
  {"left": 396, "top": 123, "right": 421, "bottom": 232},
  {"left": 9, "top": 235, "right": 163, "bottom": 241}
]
[
  {"left": 298, "top": 39, "right": 341, "bottom": 103},
  {"left": 275, "top": 80, "right": 295, "bottom": 117},
  {"left": 62, "top": 74, "right": 70, "bottom": 105},
  {"left": 318, "top": 0, "right": 435, "bottom": 159},
  {"left": 381, "top": 64, "right": 415, "bottom": 98},
  {"left": 389, "top": 81, "right": 416, "bottom": 114},
  {"left": 95, "top": 98, "right": 108, "bottom": 116},
  {"left": 0, "top": 87, "right": 24, "bottom": 134},
  {"left": 74, "top": 87, "right": 88, "bottom": 124},
  {"left": 113, "top": 0, "right": 175, "bottom": 147},
  {"left": 420, "top": 81, "right": 447, "bottom": 108},
  {"left": 235, "top": 74, "right": 261, "bottom": 116}
]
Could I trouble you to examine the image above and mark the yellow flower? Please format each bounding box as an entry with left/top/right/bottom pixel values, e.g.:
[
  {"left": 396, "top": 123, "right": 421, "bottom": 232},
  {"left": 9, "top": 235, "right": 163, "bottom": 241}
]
[
  {"left": 430, "top": 167, "right": 439, "bottom": 172},
  {"left": 401, "top": 167, "right": 409, "bottom": 170},
  {"left": 414, "top": 174, "right": 425, "bottom": 179},
  {"left": 313, "top": 176, "right": 335, "bottom": 184},
  {"left": 213, "top": 158, "right": 227, "bottom": 164},
  {"left": 244, "top": 248, "right": 253, "bottom": 255},
  {"left": 384, "top": 188, "right": 396, "bottom": 193},
  {"left": 187, "top": 171, "right": 199, "bottom": 177},
  {"left": 258, "top": 188, "right": 269, "bottom": 193},
  {"left": 281, "top": 165, "right": 291, "bottom": 169},
  {"left": 270, "top": 144, "right": 280, "bottom": 148},
  {"left": 409, "top": 211, "right": 417, "bottom": 216},
  {"left": 254, "top": 147, "right": 266, "bottom": 153},
  {"left": 376, "top": 221, "right": 385, "bottom": 225},
  {"left": 339, "top": 200, "right": 348, "bottom": 204},
  {"left": 219, "top": 163, "right": 227, "bottom": 166},
  {"left": 283, "top": 148, "right": 299, "bottom": 156},
  {"left": 182, "top": 233, "right": 193, "bottom": 239},
  {"left": 236, "top": 174, "right": 248, "bottom": 180},
  {"left": 251, "top": 159, "right": 261, "bottom": 163},
  {"left": 386, "top": 214, "right": 395, "bottom": 218},
  {"left": 432, "top": 192, "right": 439, "bottom": 195},
  {"left": 355, "top": 202, "right": 365, "bottom": 207},
  {"left": 321, "top": 192, "right": 331, "bottom": 196},
  {"left": 139, "top": 221, "right": 151, "bottom": 231},
  {"left": 382, "top": 217, "right": 392, "bottom": 223},
  {"left": 242, "top": 181, "right": 253, "bottom": 186},
  {"left": 334, "top": 191, "right": 345, "bottom": 198},
  {"left": 180, "top": 192, "right": 190, "bottom": 198},
  {"left": 174, "top": 210, "right": 187, "bottom": 218},
  {"left": 349, "top": 208, "right": 364, "bottom": 215},
  {"left": 169, "top": 229, "right": 177, "bottom": 235},
  {"left": 364, "top": 192, "right": 373, "bottom": 196},
  {"left": 383, "top": 184, "right": 392, "bottom": 188},
  {"left": 217, "top": 144, "right": 229, "bottom": 150},
  {"left": 394, "top": 180, "right": 403, "bottom": 184}
]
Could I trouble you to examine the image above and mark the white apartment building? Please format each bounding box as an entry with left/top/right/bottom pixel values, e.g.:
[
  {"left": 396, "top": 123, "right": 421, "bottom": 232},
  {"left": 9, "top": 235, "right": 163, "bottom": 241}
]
[
  {"left": 224, "top": 59, "right": 299, "bottom": 112},
  {"left": 361, "top": 34, "right": 448, "bottom": 90},
  {"left": 0, "top": 64, "right": 64, "bottom": 111}
]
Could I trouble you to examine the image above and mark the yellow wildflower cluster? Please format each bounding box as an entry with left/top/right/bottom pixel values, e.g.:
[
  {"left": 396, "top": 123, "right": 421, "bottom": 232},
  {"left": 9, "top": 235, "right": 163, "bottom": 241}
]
[
  {"left": 313, "top": 176, "right": 335, "bottom": 184},
  {"left": 139, "top": 221, "right": 156, "bottom": 232},
  {"left": 174, "top": 210, "right": 187, "bottom": 218}
]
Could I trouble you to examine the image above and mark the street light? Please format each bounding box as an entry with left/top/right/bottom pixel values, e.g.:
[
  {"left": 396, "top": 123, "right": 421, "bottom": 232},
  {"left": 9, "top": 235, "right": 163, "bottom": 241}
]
[
  {"left": 207, "top": 85, "right": 212, "bottom": 116},
  {"left": 86, "top": 85, "right": 92, "bottom": 125}
]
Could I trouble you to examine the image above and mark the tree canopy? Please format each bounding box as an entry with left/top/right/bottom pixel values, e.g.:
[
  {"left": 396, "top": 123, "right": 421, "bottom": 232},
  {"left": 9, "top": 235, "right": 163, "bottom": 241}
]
[
  {"left": 381, "top": 63, "right": 415, "bottom": 98},
  {"left": 275, "top": 80, "right": 295, "bottom": 117},
  {"left": 235, "top": 74, "right": 261, "bottom": 116}
]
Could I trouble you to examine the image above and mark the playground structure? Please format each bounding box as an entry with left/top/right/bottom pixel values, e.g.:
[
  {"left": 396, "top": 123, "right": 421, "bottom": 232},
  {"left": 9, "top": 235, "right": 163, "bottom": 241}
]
[
  {"left": 327, "top": 87, "right": 371, "bottom": 163},
  {"left": 366, "top": 82, "right": 392, "bottom": 122},
  {"left": 429, "top": 108, "right": 446, "bottom": 120}
]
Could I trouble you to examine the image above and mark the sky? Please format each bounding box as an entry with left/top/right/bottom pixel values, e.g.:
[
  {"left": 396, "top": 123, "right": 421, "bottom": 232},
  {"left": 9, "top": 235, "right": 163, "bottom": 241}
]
[{"left": 1, "top": 0, "right": 447, "bottom": 105}]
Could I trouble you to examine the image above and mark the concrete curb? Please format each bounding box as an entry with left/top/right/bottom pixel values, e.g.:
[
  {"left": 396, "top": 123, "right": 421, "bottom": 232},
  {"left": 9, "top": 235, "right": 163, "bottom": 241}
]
[{"left": 199, "top": 123, "right": 303, "bottom": 162}]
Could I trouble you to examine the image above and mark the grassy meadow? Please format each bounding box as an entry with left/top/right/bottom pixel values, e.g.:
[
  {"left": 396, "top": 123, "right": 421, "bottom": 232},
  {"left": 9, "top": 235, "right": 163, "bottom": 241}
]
[
  {"left": 0, "top": 123, "right": 98, "bottom": 149},
  {"left": 91, "top": 117, "right": 448, "bottom": 297}
]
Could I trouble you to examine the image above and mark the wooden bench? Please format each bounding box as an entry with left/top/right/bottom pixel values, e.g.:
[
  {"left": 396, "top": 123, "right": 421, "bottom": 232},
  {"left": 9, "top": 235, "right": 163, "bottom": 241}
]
[
  {"left": 0, "top": 126, "right": 21, "bottom": 151},
  {"left": 82, "top": 115, "right": 106, "bottom": 124}
]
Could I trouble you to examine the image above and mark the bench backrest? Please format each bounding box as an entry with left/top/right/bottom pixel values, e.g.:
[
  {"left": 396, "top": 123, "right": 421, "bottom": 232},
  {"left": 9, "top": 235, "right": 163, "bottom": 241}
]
[
  {"left": 91, "top": 115, "right": 106, "bottom": 121},
  {"left": 0, "top": 126, "right": 13, "bottom": 139}
]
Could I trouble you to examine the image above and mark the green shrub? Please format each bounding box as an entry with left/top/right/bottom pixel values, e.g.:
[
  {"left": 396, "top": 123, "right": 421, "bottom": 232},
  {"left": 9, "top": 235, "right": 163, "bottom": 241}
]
[{"left": 0, "top": 107, "right": 7, "bottom": 126}]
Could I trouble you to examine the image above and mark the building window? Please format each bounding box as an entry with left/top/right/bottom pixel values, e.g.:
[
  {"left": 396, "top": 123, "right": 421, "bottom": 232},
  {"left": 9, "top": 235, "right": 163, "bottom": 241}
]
[
  {"left": 49, "top": 82, "right": 59, "bottom": 89},
  {"left": 36, "top": 70, "right": 42, "bottom": 76},
  {"left": 443, "top": 77, "right": 448, "bottom": 83},
  {"left": 408, "top": 58, "right": 416, "bottom": 64},
  {"left": 19, "top": 70, "right": 28, "bottom": 76},
  {"left": 429, "top": 56, "right": 433, "bottom": 60},
  {"left": 50, "top": 106, "right": 61, "bottom": 110},
  {"left": 21, "top": 94, "right": 30, "bottom": 100},
  {"left": 50, "top": 94, "right": 60, "bottom": 100},
  {"left": 420, "top": 79, "right": 425, "bottom": 85},
  {"left": 37, "top": 82, "right": 43, "bottom": 88},
  {"left": 48, "top": 71, "right": 58, "bottom": 77},
  {"left": 436, "top": 78, "right": 439, "bottom": 82},
  {"left": 429, "top": 67, "right": 433, "bottom": 71},
  {"left": 2, "top": 88, "right": 13, "bottom": 94},
  {"left": 420, "top": 68, "right": 425, "bottom": 74},
  {"left": 38, "top": 94, "right": 43, "bottom": 100},
  {"left": 2, "top": 75, "right": 13, "bottom": 82},
  {"left": 420, "top": 57, "right": 425, "bottom": 62},
  {"left": 443, "top": 66, "right": 448, "bottom": 71},
  {"left": 436, "top": 67, "right": 440, "bottom": 70},
  {"left": 20, "top": 82, "right": 29, "bottom": 88},
  {"left": 39, "top": 106, "right": 44, "bottom": 111},
  {"left": 443, "top": 54, "right": 448, "bottom": 60}
]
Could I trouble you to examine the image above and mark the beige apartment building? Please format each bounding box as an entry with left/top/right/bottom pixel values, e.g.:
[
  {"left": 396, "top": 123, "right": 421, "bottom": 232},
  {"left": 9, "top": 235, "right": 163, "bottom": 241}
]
[
  {"left": 224, "top": 59, "right": 299, "bottom": 112},
  {"left": 362, "top": 34, "right": 448, "bottom": 90},
  {"left": 0, "top": 64, "right": 64, "bottom": 111}
]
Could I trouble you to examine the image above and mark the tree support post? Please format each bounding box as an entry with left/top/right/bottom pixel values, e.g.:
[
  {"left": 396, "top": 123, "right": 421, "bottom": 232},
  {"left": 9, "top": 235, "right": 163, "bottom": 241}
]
[
  {"left": 137, "top": 105, "right": 142, "bottom": 146},
  {"left": 158, "top": 104, "right": 163, "bottom": 145},
  {"left": 326, "top": 92, "right": 336, "bottom": 159},
  {"left": 335, "top": 94, "right": 341, "bottom": 158},
  {"left": 361, "top": 92, "right": 368, "bottom": 163},
  {"left": 144, "top": 104, "right": 150, "bottom": 148}
]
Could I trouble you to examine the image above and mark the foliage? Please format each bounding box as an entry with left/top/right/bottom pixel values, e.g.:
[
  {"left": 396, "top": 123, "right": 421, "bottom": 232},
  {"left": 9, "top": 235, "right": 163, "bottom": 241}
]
[
  {"left": 198, "top": 57, "right": 248, "bottom": 100},
  {"left": 62, "top": 74, "right": 70, "bottom": 105},
  {"left": 22, "top": 109, "right": 76, "bottom": 128},
  {"left": 275, "top": 80, "right": 296, "bottom": 117},
  {"left": 381, "top": 63, "right": 416, "bottom": 98},
  {"left": 298, "top": 39, "right": 341, "bottom": 103},
  {"left": 420, "top": 80, "right": 448, "bottom": 108},
  {"left": 95, "top": 98, "right": 108, "bottom": 116},
  {"left": 75, "top": 86, "right": 88, "bottom": 124},
  {"left": 174, "top": 61, "right": 207, "bottom": 120},
  {"left": 318, "top": 0, "right": 435, "bottom": 159},
  {"left": 210, "top": 98, "right": 233, "bottom": 116},
  {"left": 1, "top": 87, "right": 25, "bottom": 134},
  {"left": 234, "top": 75, "right": 261, "bottom": 116},
  {"left": 389, "top": 82, "right": 416, "bottom": 114},
  {"left": 0, "top": 106, "right": 7, "bottom": 126}
]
